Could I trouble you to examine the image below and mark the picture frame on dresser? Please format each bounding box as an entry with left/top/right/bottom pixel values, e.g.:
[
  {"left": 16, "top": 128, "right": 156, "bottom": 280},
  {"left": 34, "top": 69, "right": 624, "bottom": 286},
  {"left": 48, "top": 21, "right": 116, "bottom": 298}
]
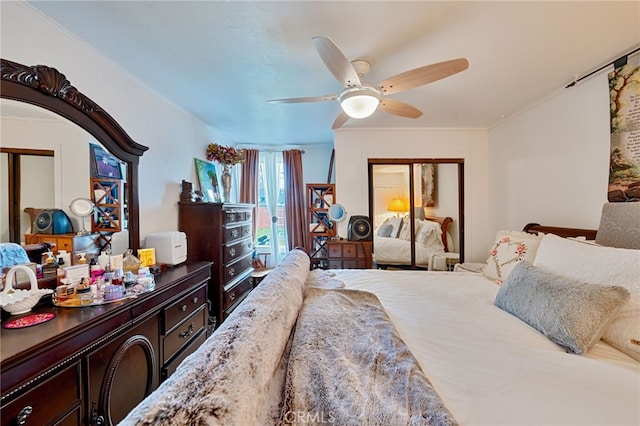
[
  {"left": 90, "top": 143, "right": 123, "bottom": 180},
  {"left": 194, "top": 158, "right": 222, "bottom": 203}
]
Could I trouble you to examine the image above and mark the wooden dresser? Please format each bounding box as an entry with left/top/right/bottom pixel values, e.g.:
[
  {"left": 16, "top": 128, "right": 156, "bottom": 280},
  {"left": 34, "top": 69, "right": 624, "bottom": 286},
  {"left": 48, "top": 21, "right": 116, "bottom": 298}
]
[
  {"left": 178, "top": 202, "right": 254, "bottom": 328},
  {"left": 24, "top": 232, "right": 100, "bottom": 262},
  {"left": 0, "top": 262, "right": 211, "bottom": 426},
  {"left": 327, "top": 240, "right": 373, "bottom": 269}
]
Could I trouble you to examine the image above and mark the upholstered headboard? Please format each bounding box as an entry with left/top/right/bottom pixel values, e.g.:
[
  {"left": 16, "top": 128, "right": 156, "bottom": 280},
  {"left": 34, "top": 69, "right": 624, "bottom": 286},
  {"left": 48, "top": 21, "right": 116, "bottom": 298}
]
[{"left": 595, "top": 202, "right": 640, "bottom": 249}]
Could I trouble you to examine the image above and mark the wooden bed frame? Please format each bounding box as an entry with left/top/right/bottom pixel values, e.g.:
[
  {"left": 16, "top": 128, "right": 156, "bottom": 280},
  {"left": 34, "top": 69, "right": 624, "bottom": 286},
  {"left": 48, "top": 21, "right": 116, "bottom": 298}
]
[
  {"left": 426, "top": 216, "right": 454, "bottom": 252},
  {"left": 523, "top": 223, "right": 597, "bottom": 240}
]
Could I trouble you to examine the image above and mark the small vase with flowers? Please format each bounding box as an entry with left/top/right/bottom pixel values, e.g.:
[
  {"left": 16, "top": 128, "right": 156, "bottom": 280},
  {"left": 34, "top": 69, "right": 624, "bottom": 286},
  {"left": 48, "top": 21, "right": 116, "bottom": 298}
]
[{"left": 206, "top": 143, "right": 245, "bottom": 203}]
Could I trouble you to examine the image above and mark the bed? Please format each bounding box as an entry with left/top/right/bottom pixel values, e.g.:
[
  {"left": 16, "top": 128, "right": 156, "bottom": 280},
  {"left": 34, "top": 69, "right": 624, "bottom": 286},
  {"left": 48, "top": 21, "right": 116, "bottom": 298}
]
[
  {"left": 374, "top": 215, "right": 453, "bottom": 269},
  {"left": 121, "top": 203, "right": 640, "bottom": 426}
]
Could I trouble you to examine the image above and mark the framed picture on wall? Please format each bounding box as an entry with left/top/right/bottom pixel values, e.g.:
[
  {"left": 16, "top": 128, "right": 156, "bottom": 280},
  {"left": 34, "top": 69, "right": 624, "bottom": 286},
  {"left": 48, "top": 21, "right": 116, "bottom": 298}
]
[
  {"left": 421, "top": 163, "right": 437, "bottom": 208},
  {"left": 90, "top": 143, "right": 123, "bottom": 179},
  {"left": 194, "top": 158, "right": 221, "bottom": 202}
]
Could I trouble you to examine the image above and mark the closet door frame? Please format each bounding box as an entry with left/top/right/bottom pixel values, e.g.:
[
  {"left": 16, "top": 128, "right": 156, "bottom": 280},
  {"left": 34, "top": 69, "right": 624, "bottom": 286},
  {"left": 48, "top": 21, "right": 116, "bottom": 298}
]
[{"left": 367, "top": 158, "right": 465, "bottom": 268}]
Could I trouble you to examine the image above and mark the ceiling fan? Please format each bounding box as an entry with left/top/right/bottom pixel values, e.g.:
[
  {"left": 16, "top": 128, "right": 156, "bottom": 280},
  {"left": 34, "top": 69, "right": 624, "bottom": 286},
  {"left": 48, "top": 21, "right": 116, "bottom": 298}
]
[{"left": 268, "top": 36, "right": 469, "bottom": 129}]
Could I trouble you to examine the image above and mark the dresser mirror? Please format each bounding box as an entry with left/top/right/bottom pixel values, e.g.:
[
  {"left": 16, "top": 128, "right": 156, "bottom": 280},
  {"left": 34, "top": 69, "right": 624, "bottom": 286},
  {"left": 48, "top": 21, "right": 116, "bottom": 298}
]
[
  {"left": 368, "top": 159, "right": 464, "bottom": 269},
  {"left": 1, "top": 58, "right": 148, "bottom": 250}
]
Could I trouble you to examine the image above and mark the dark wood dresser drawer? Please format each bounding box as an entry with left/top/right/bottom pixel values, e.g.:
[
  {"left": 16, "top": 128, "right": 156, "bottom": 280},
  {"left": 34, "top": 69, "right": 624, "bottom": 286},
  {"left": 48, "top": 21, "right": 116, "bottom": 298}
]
[
  {"left": 223, "top": 225, "right": 244, "bottom": 243},
  {"left": 224, "top": 209, "right": 252, "bottom": 225},
  {"left": 326, "top": 241, "right": 373, "bottom": 269},
  {"left": 223, "top": 274, "right": 253, "bottom": 311},
  {"left": 223, "top": 238, "right": 253, "bottom": 264},
  {"left": 328, "top": 242, "right": 358, "bottom": 258},
  {"left": 223, "top": 254, "right": 252, "bottom": 284},
  {"left": 161, "top": 330, "right": 207, "bottom": 381},
  {"left": 163, "top": 305, "right": 207, "bottom": 364},
  {"left": 162, "top": 285, "right": 207, "bottom": 333},
  {"left": 0, "top": 362, "right": 81, "bottom": 426}
]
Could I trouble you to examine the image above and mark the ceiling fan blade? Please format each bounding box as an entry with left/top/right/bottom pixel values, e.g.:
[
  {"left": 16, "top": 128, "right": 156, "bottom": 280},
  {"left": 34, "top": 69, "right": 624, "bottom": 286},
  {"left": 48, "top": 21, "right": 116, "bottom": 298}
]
[
  {"left": 379, "top": 98, "right": 423, "bottom": 119},
  {"left": 332, "top": 111, "right": 350, "bottom": 129},
  {"left": 312, "top": 36, "right": 361, "bottom": 88},
  {"left": 377, "top": 58, "right": 469, "bottom": 95},
  {"left": 267, "top": 95, "right": 336, "bottom": 104}
]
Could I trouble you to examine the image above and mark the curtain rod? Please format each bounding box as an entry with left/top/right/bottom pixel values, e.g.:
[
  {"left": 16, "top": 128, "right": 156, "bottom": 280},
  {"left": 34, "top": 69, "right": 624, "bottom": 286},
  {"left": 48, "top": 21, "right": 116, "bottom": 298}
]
[
  {"left": 566, "top": 46, "right": 640, "bottom": 88},
  {"left": 239, "top": 147, "right": 305, "bottom": 154}
]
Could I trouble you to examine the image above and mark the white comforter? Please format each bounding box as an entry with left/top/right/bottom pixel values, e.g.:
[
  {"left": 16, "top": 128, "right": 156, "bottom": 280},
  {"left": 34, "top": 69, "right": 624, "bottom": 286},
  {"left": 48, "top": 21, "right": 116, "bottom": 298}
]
[
  {"left": 335, "top": 269, "right": 640, "bottom": 426},
  {"left": 374, "top": 236, "right": 445, "bottom": 267}
]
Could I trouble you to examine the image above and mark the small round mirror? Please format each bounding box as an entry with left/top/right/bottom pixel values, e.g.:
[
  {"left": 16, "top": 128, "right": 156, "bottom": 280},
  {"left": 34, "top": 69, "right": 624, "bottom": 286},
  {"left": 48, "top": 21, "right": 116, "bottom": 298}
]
[
  {"left": 327, "top": 203, "right": 347, "bottom": 223},
  {"left": 69, "top": 197, "right": 95, "bottom": 235}
]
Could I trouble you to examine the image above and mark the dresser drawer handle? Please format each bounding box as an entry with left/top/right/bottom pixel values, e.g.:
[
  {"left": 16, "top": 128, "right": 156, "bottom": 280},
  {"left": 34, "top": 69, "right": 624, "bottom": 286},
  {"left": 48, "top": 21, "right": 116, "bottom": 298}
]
[
  {"left": 179, "top": 323, "right": 194, "bottom": 339},
  {"left": 180, "top": 304, "right": 187, "bottom": 312},
  {"left": 229, "top": 247, "right": 236, "bottom": 257},
  {"left": 228, "top": 267, "right": 235, "bottom": 277},
  {"left": 192, "top": 296, "right": 198, "bottom": 304},
  {"left": 231, "top": 229, "right": 239, "bottom": 238},
  {"left": 17, "top": 406, "right": 33, "bottom": 425},
  {"left": 229, "top": 292, "right": 236, "bottom": 301}
]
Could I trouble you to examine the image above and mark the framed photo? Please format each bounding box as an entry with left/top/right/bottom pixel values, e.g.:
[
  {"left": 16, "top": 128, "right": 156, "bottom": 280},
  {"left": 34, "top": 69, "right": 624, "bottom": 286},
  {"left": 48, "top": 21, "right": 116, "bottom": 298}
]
[
  {"left": 194, "top": 158, "right": 221, "bottom": 202},
  {"left": 90, "top": 143, "right": 123, "bottom": 179}
]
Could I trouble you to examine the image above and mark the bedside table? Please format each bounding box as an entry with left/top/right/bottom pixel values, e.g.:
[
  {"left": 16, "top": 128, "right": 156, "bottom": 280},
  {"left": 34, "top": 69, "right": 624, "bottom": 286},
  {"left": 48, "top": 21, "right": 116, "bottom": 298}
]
[{"left": 327, "top": 240, "right": 372, "bottom": 269}]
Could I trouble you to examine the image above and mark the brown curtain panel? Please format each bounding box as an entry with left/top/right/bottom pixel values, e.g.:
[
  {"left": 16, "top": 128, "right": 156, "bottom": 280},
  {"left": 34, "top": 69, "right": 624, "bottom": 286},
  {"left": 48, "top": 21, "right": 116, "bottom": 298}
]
[
  {"left": 239, "top": 148, "right": 259, "bottom": 240},
  {"left": 283, "top": 149, "right": 306, "bottom": 251}
]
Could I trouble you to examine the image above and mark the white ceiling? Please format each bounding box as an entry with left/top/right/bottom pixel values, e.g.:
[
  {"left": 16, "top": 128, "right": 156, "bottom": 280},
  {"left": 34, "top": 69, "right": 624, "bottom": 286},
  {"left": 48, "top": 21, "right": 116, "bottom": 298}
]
[{"left": 26, "top": 1, "right": 640, "bottom": 146}]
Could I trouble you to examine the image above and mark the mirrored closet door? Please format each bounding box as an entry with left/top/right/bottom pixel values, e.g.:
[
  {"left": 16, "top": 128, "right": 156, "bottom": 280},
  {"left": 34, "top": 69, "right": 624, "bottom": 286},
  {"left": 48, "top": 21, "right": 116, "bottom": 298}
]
[{"left": 368, "top": 159, "right": 464, "bottom": 269}]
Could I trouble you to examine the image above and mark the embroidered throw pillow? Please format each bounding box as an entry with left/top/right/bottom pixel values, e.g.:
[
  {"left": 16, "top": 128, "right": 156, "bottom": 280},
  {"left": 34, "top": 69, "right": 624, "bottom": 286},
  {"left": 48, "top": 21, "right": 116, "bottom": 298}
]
[{"left": 483, "top": 230, "right": 544, "bottom": 284}]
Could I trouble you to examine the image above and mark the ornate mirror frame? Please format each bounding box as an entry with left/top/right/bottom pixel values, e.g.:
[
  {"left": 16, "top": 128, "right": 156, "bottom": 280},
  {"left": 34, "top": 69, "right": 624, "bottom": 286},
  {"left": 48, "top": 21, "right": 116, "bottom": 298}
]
[{"left": 1, "top": 58, "right": 148, "bottom": 250}]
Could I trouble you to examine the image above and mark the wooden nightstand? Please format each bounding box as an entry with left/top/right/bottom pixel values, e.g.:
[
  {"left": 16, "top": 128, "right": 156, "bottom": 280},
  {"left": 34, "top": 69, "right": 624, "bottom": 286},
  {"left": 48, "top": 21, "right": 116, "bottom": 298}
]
[{"left": 327, "top": 240, "right": 372, "bottom": 269}]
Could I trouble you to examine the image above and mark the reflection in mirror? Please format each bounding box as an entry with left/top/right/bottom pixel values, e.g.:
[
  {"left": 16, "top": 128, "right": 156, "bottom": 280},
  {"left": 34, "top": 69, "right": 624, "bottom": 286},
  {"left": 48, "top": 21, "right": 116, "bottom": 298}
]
[
  {"left": 368, "top": 159, "right": 464, "bottom": 270},
  {"left": 0, "top": 99, "right": 126, "bottom": 246},
  {"left": 1, "top": 58, "right": 147, "bottom": 252}
]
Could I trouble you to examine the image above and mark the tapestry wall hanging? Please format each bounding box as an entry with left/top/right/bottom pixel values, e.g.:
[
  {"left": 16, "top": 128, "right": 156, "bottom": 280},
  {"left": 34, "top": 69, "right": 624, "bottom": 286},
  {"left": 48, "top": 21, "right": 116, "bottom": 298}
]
[{"left": 608, "top": 53, "right": 640, "bottom": 202}]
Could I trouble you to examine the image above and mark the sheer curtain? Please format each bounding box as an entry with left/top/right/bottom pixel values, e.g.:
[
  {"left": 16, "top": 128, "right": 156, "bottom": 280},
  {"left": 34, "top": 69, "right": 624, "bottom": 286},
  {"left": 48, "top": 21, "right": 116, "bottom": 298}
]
[
  {"left": 283, "top": 149, "right": 306, "bottom": 250},
  {"left": 261, "top": 151, "right": 285, "bottom": 266}
]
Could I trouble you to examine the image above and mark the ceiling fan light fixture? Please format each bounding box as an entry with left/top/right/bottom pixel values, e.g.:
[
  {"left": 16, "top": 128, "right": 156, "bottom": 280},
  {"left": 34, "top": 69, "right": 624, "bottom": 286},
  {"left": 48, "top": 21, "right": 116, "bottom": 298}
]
[{"left": 338, "top": 86, "right": 381, "bottom": 119}]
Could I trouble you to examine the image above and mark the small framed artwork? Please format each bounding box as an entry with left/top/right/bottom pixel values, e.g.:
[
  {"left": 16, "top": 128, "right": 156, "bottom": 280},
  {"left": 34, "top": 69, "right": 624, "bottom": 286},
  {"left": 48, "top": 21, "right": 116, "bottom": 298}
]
[
  {"left": 90, "top": 143, "right": 123, "bottom": 179},
  {"left": 194, "top": 158, "right": 221, "bottom": 202},
  {"left": 421, "top": 163, "right": 437, "bottom": 208}
]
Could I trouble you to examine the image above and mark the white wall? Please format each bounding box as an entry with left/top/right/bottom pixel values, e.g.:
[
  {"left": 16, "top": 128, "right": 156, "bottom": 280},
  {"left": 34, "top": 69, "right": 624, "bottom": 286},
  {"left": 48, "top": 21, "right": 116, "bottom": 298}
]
[
  {"left": 1, "top": 2, "right": 215, "bottom": 243},
  {"left": 302, "top": 144, "right": 335, "bottom": 185},
  {"left": 334, "top": 128, "right": 489, "bottom": 262},
  {"left": 1, "top": 113, "right": 90, "bottom": 235},
  {"left": 487, "top": 72, "right": 611, "bottom": 236}
]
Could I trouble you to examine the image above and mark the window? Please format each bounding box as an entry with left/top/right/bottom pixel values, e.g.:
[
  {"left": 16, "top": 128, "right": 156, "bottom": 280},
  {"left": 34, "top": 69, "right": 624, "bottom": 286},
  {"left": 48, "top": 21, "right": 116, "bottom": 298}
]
[{"left": 255, "top": 154, "right": 287, "bottom": 254}]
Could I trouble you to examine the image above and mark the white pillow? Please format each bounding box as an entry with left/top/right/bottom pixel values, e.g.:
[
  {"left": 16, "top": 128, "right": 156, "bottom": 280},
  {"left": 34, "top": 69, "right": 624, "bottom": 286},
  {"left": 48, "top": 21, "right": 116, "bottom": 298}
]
[
  {"left": 417, "top": 220, "right": 443, "bottom": 248},
  {"left": 398, "top": 218, "right": 424, "bottom": 241},
  {"left": 483, "top": 230, "right": 544, "bottom": 284},
  {"left": 534, "top": 233, "right": 640, "bottom": 361}
]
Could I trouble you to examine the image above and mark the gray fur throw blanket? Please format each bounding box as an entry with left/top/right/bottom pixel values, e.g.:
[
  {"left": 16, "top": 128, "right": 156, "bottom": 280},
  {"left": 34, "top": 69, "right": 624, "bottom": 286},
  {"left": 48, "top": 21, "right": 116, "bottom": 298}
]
[{"left": 280, "top": 287, "right": 457, "bottom": 426}]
